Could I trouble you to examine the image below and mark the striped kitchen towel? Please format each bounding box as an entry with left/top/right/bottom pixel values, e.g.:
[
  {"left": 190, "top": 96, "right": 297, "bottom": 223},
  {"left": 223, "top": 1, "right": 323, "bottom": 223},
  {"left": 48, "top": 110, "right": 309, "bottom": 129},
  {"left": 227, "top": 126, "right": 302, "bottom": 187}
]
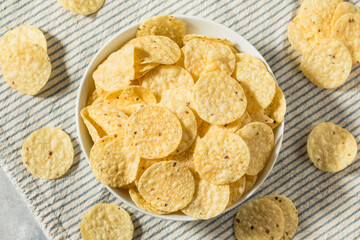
[{"left": 0, "top": 0, "right": 359, "bottom": 239}]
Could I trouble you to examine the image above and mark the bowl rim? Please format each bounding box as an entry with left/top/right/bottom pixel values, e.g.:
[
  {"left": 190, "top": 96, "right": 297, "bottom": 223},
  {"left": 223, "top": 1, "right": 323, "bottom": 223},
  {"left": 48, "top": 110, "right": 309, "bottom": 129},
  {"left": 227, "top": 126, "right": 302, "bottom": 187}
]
[{"left": 75, "top": 14, "right": 284, "bottom": 221}]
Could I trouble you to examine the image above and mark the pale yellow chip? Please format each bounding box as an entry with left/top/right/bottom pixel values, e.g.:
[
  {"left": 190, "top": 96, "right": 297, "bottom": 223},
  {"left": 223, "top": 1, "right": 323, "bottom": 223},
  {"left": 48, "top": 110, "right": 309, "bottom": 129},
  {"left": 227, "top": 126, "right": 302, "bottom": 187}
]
[
  {"left": 228, "top": 175, "right": 246, "bottom": 207},
  {"left": 244, "top": 174, "right": 257, "bottom": 194},
  {"left": 194, "top": 130, "right": 250, "bottom": 184},
  {"left": 134, "top": 62, "right": 159, "bottom": 79},
  {"left": 128, "top": 35, "right": 181, "bottom": 64},
  {"left": 287, "top": 16, "right": 316, "bottom": 54},
  {"left": 299, "top": 0, "right": 341, "bottom": 38},
  {"left": 93, "top": 44, "right": 135, "bottom": 92},
  {"left": 263, "top": 195, "right": 298, "bottom": 240},
  {"left": 249, "top": 111, "right": 274, "bottom": 126},
  {"left": 81, "top": 203, "right": 133, "bottom": 240},
  {"left": 102, "top": 86, "right": 157, "bottom": 115},
  {"left": 21, "top": 127, "right": 73, "bottom": 179},
  {"left": 234, "top": 62, "right": 276, "bottom": 113},
  {"left": 141, "top": 65, "right": 194, "bottom": 101},
  {"left": 235, "top": 53, "right": 267, "bottom": 70},
  {"left": 184, "top": 38, "right": 236, "bottom": 80},
  {"left": 192, "top": 71, "right": 247, "bottom": 125},
  {"left": 58, "top": 0, "right": 104, "bottom": 15},
  {"left": 86, "top": 102, "right": 128, "bottom": 136},
  {"left": 135, "top": 158, "right": 164, "bottom": 186},
  {"left": 160, "top": 88, "right": 202, "bottom": 128},
  {"left": 332, "top": 13, "right": 360, "bottom": 64},
  {"left": 307, "top": 122, "right": 358, "bottom": 172},
  {"left": 237, "top": 122, "right": 274, "bottom": 176},
  {"left": 138, "top": 161, "right": 195, "bottom": 212},
  {"left": 264, "top": 85, "right": 286, "bottom": 129},
  {"left": 182, "top": 178, "right": 230, "bottom": 219},
  {"left": 90, "top": 134, "right": 140, "bottom": 187},
  {"left": 300, "top": 38, "right": 352, "bottom": 89},
  {"left": 136, "top": 15, "right": 185, "bottom": 46},
  {"left": 125, "top": 105, "right": 182, "bottom": 159},
  {"left": 332, "top": 2, "right": 360, "bottom": 27},
  {"left": 129, "top": 188, "right": 169, "bottom": 215},
  {"left": 1, "top": 42, "right": 51, "bottom": 96},
  {"left": 234, "top": 198, "right": 285, "bottom": 240},
  {"left": 0, "top": 25, "right": 47, "bottom": 63},
  {"left": 164, "top": 136, "right": 199, "bottom": 174},
  {"left": 80, "top": 107, "right": 107, "bottom": 142}
]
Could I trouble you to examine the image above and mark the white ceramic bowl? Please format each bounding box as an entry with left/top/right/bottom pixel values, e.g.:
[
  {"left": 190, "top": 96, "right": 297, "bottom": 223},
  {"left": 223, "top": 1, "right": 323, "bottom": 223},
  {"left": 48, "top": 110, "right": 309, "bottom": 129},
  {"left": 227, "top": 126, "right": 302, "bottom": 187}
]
[{"left": 76, "top": 15, "right": 284, "bottom": 221}]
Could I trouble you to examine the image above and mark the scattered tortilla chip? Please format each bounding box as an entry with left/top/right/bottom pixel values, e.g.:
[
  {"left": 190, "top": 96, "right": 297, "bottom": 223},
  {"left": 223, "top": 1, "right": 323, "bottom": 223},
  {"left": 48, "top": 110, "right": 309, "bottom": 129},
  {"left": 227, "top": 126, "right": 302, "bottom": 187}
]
[
  {"left": 21, "top": 127, "right": 73, "bottom": 179},
  {"left": 263, "top": 195, "right": 298, "bottom": 240},
  {"left": 81, "top": 203, "right": 133, "bottom": 240},
  {"left": 300, "top": 38, "right": 352, "bottom": 89},
  {"left": 307, "top": 122, "right": 358, "bottom": 172},
  {"left": 234, "top": 198, "right": 285, "bottom": 240}
]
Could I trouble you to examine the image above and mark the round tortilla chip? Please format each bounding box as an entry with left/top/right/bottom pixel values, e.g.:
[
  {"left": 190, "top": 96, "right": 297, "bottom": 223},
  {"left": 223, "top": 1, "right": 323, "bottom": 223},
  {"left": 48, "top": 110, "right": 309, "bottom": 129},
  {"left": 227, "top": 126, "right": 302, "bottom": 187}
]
[
  {"left": 332, "top": 13, "right": 360, "bottom": 64},
  {"left": 138, "top": 161, "right": 195, "bottom": 212},
  {"left": 234, "top": 198, "right": 285, "bottom": 240},
  {"left": 307, "top": 122, "right": 357, "bottom": 172},
  {"left": 234, "top": 61, "right": 276, "bottom": 113},
  {"left": 81, "top": 203, "right": 133, "bottom": 240},
  {"left": 287, "top": 16, "right": 315, "bottom": 54},
  {"left": 236, "top": 122, "right": 274, "bottom": 176},
  {"left": 263, "top": 195, "right": 298, "bottom": 240},
  {"left": 21, "top": 127, "right": 73, "bottom": 179},
  {"left": 141, "top": 65, "right": 194, "bottom": 101},
  {"left": 182, "top": 178, "right": 230, "bottom": 219},
  {"left": 300, "top": 38, "right": 352, "bottom": 89},
  {"left": 136, "top": 15, "right": 185, "bottom": 46},
  {"left": 1, "top": 42, "right": 51, "bottom": 96},
  {"left": 192, "top": 71, "right": 247, "bottom": 125},
  {"left": 0, "top": 25, "right": 47, "bottom": 63},
  {"left": 58, "top": 0, "right": 104, "bottom": 15},
  {"left": 80, "top": 107, "right": 107, "bottom": 143},
  {"left": 89, "top": 134, "right": 140, "bottom": 187},
  {"left": 331, "top": 2, "right": 360, "bottom": 27},
  {"left": 125, "top": 105, "right": 182, "bottom": 159},
  {"left": 194, "top": 130, "right": 250, "bottom": 184}
]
